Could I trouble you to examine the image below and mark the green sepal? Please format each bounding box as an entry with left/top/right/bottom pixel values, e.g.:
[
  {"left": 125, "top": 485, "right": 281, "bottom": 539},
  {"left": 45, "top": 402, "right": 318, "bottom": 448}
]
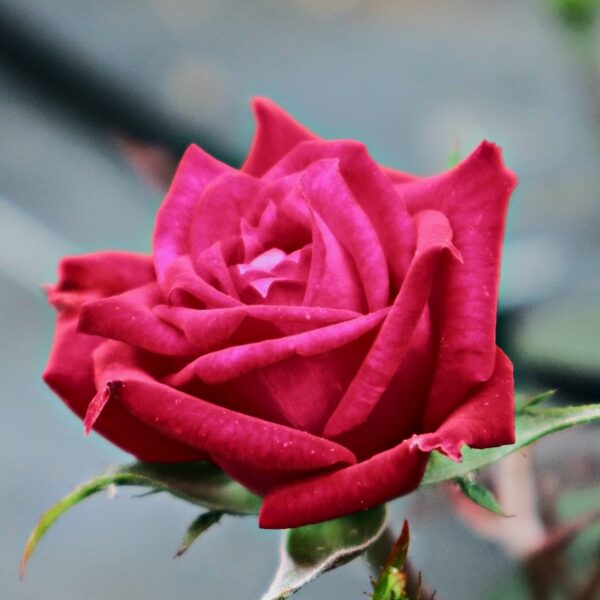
[
  {"left": 422, "top": 401, "right": 600, "bottom": 486},
  {"left": 119, "top": 461, "right": 262, "bottom": 514},
  {"left": 262, "top": 505, "right": 387, "bottom": 600},
  {"left": 175, "top": 510, "right": 225, "bottom": 558},
  {"left": 454, "top": 475, "right": 507, "bottom": 516},
  {"left": 21, "top": 461, "right": 260, "bottom": 576}
]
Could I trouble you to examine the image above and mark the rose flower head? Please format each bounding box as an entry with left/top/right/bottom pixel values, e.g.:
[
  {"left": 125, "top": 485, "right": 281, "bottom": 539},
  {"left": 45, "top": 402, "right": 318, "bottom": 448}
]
[{"left": 44, "top": 98, "right": 517, "bottom": 528}]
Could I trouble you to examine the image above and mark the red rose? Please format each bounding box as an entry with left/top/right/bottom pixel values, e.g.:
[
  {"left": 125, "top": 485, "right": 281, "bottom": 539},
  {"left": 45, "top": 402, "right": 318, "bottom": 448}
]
[{"left": 44, "top": 98, "right": 516, "bottom": 528}]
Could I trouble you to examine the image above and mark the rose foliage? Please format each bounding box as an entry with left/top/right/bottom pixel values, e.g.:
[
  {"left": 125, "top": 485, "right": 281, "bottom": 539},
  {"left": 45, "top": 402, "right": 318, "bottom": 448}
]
[{"left": 44, "top": 98, "right": 517, "bottom": 529}]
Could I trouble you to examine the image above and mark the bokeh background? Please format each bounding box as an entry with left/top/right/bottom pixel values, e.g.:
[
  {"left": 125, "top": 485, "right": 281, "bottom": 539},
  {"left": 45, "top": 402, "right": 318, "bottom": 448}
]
[{"left": 1, "top": 1, "right": 599, "bottom": 598}]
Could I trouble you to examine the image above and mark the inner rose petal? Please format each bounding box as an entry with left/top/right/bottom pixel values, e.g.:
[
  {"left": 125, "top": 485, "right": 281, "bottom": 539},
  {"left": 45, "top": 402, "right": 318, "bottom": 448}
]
[
  {"left": 299, "top": 158, "right": 389, "bottom": 311},
  {"left": 232, "top": 246, "right": 310, "bottom": 304},
  {"left": 245, "top": 247, "right": 288, "bottom": 272}
]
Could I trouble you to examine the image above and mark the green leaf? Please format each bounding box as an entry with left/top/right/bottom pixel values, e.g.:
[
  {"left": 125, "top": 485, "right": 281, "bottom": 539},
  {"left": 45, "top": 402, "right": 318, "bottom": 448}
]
[
  {"left": 371, "top": 521, "right": 411, "bottom": 600},
  {"left": 262, "top": 505, "right": 387, "bottom": 600},
  {"left": 175, "top": 510, "right": 225, "bottom": 558},
  {"left": 21, "top": 461, "right": 260, "bottom": 576},
  {"left": 514, "top": 389, "right": 556, "bottom": 412},
  {"left": 455, "top": 476, "right": 507, "bottom": 516},
  {"left": 421, "top": 403, "right": 600, "bottom": 486},
  {"left": 21, "top": 472, "right": 148, "bottom": 577}
]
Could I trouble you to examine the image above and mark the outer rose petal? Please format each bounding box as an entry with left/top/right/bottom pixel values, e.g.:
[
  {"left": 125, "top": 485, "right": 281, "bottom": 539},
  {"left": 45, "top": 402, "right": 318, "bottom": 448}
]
[
  {"left": 79, "top": 283, "right": 198, "bottom": 356},
  {"left": 331, "top": 308, "right": 435, "bottom": 461},
  {"left": 398, "top": 142, "right": 517, "bottom": 430},
  {"left": 153, "top": 144, "right": 233, "bottom": 286},
  {"left": 242, "top": 97, "right": 317, "bottom": 177},
  {"left": 43, "top": 316, "right": 201, "bottom": 462},
  {"left": 324, "top": 210, "right": 461, "bottom": 438},
  {"left": 47, "top": 251, "right": 155, "bottom": 311},
  {"left": 259, "top": 440, "right": 427, "bottom": 528},
  {"left": 92, "top": 342, "right": 357, "bottom": 473},
  {"left": 381, "top": 165, "right": 419, "bottom": 184},
  {"left": 414, "top": 348, "right": 515, "bottom": 461}
]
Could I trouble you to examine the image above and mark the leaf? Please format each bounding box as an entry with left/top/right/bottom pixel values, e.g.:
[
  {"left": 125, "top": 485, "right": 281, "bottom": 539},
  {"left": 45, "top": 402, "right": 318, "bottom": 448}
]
[
  {"left": 21, "top": 472, "right": 147, "bottom": 577},
  {"left": 514, "top": 389, "right": 556, "bottom": 412},
  {"left": 21, "top": 461, "right": 260, "bottom": 576},
  {"left": 262, "top": 505, "right": 387, "bottom": 600},
  {"left": 371, "top": 520, "right": 411, "bottom": 600},
  {"left": 175, "top": 510, "right": 225, "bottom": 558},
  {"left": 421, "top": 403, "right": 600, "bottom": 487},
  {"left": 454, "top": 476, "right": 507, "bottom": 516}
]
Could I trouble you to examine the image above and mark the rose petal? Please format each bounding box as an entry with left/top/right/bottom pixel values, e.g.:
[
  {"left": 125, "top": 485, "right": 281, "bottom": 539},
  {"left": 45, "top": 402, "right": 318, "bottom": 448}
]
[
  {"left": 83, "top": 381, "right": 122, "bottom": 435},
  {"left": 241, "top": 278, "right": 306, "bottom": 306},
  {"left": 324, "top": 210, "right": 461, "bottom": 438},
  {"left": 299, "top": 159, "right": 389, "bottom": 310},
  {"left": 92, "top": 341, "right": 356, "bottom": 473},
  {"left": 153, "top": 144, "right": 233, "bottom": 286},
  {"left": 266, "top": 140, "right": 416, "bottom": 284},
  {"left": 46, "top": 251, "right": 155, "bottom": 312},
  {"left": 79, "top": 283, "right": 198, "bottom": 355},
  {"left": 242, "top": 97, "right": 317, "bottom": 177},
  {"left": 168, "top": 308, "right": 389, "bottom": 386},
  {"left": 188, "top": 171, "right": 263, "bottom": 264},
  {"left": 259, "top": 439, "right": 427, "bottom": 528},
  {"left": 164, "top": 255, "right": 242, "bottom": 308},
  {"left": 304, "top": 197, "right": 366, "bottom": 312},
  {"left": 154, "top": 304, "right": 360, "bottom": 353},
  {"left": 240, "top": 180, "right": 312, "bottom": 262},
  {"left": 381, "top": 165, "right": 419, "bottom": 184},
  {"left": 43, "top": 316, "right": 201, "bottom": 462},
  {"left": 415, "top": 348, "right": 514, "bottom": 461},
  {"left": 222, "top": 338, "right": 376, "bottom": 433},
  {"left": 331, "top": 308, "right": 435, "bottom": 461},
  {"left": 231, "top": 246, "right": 311, "bottom": 306},
  {"left": 194, "top": 242, "right": 239, "bottom": 299},
  {"left": 399, "top": 141, "right": 517, "bottom": 430}
]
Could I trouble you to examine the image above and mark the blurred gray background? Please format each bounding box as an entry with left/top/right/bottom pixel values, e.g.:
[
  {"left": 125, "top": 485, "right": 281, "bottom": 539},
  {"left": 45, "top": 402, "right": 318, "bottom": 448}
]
[{"left": 1, "top": 1, "right": 599, "bottom": 598}]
